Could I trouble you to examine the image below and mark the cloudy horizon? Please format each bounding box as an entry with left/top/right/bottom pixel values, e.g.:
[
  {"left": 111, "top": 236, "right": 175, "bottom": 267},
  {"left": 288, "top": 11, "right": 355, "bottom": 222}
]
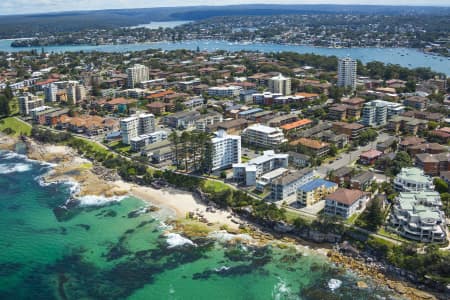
[{"left": 1, "top": 1, "right": 449, "bottom": 16}]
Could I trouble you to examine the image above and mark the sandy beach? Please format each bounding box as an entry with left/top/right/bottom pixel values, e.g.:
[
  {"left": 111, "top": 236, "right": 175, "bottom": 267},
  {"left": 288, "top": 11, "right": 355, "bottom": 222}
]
[
  {"left": 0, "top": 134, "right": 240, "bottom": 230},
  {"left": 128, "top": 184, "right": 241, "bottom": 230}
]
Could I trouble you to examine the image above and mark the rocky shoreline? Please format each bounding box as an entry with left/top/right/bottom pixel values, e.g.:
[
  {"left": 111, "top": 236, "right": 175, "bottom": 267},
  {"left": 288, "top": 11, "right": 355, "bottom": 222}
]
[{"left": 0, "top": 134, "right": 443, "bottom": 299}]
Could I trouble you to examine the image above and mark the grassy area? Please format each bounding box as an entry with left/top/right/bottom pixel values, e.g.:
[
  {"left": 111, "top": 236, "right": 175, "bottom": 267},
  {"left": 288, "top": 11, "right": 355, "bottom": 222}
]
[
  {"left": 241, "top": 156, "right": 250, "bottom": 163},
  {"left": 284, "top": 208, "right": 315, "bottom": 223},
  {"left": 72, "top": 136, "right": 110, "bottom": 156},
  {"left": 377, "top": 227, "right": 410, "bottom": 243},
  {"left": 108, "top": 140, "right": 132, "bottom": 154},
  {"left": 201, "top": 180, "right": 231, "bottom": 193},
  {"left": 345, "top": 212, "right": 360, "bottom": 225},
  {"left": 0, "top": 117, "right": 32, "bottom": 136}
]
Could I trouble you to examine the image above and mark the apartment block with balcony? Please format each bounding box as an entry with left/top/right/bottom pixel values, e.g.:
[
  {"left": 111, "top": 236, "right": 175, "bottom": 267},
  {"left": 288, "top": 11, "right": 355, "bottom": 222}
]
[
  {"left": 393, "top": 167, "right": 435, "bottom": 192},
  {"left": 389, "top": 192, "right": 446, "bottom": 243},
  {"left": 233, "top": 150, "right": 289, "bottom": 186},
  {"left": 241, "top": 124, "right": 287, "bottom": 149},
  {"left": 209, "top": 130, "right": 241, "bottom": 171},
  {"left": 324, "top": 188, "right": 368, "bottom": 219},
  {"left": 271, "top": 169, "right": 314, "bottom": 202},
  {"left": 297, "top": 178, "right": 338, "bottom": 207}
]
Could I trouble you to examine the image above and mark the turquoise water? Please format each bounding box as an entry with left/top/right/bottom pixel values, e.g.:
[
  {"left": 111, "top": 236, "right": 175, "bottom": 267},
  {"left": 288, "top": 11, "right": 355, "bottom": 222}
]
[
  {"left": 0, "top": 150, "right": 398, "bottom": 299},
  {"left": 0, "top": 39, "right": 449, "bottom": 75}
]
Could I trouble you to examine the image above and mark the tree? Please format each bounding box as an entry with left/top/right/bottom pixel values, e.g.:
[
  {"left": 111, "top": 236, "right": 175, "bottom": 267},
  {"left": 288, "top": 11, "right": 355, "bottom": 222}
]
[
  {"left": 0, "top": 95, "right": 10, "bottom": 116},
  {"left": 364, "top": 198, "right": 384, "bottom": 231},
  {"left": 434, "top": 178, "right": 449, "bottom": 194}
]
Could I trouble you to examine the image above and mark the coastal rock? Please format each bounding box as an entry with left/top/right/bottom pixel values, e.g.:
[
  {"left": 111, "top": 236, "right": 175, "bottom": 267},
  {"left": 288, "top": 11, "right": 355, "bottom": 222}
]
[{"left": 357, "top": 281, "right": 368, "bottom": 289}]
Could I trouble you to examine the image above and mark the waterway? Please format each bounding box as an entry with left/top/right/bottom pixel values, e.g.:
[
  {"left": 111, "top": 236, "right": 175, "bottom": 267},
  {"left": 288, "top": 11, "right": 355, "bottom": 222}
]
[{"left": 0, "top": 39, "right": 449, "bottom": 75}]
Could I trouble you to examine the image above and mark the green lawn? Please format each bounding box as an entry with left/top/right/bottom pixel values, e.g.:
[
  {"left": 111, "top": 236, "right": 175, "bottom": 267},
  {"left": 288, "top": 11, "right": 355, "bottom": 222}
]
[
  {"left": 201, "top": 180, "right": 231, "bottom": 193},
  {"left": 108, "top": 140, "right": 132, "bottom": 153},
  {"left": 284, "top": 209, "right": 314, "bottom": 223},
  {"left": 0, "top": 117, "right": 32, "bottom": 136},
  {"left": 377, "top": 227, "right": 410, "bottom": 243},
  {"left": 345, "top": 212, "right": 360, "bottom": 225}
]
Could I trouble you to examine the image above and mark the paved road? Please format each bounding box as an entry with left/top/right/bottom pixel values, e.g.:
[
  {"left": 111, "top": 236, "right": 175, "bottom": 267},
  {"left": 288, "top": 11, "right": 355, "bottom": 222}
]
[{"left": 317, "top": 132, "right": 392, "bottom": 178}]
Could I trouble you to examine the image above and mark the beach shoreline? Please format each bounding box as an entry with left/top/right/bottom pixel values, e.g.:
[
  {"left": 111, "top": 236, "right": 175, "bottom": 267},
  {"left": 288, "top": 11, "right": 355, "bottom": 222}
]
[{"left": 0, "top": 134, "right": 442, "bottom": 299}]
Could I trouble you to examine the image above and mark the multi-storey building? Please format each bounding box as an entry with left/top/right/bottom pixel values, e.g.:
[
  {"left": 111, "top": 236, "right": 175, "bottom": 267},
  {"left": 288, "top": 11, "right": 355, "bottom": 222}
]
[
  {"left": 207, "top": 86, "right": 242, "bottom": 98},
  {"left": 44, "top": 84, "right": 58, "bottom": 103},
  {"left": 127, "top": 64, "right": 150, "bottom": 88},
  {"left": 271, "top": 169, "right": 314, "bottom": 201},
  {"left": 324, "top": 188, "right": 368, "bottom": 219},
  {"left": 194, "top": 112, "right": 223, "bottom": 132},
  {"left": 361, "top": 100, "right": 405, "bottom": 126},
  {"left": 268, "top": 74, "right": 292, "bottom": 96},
  {"left": 389, "top": 191, "right": 446, "bottom": 243},
  {"left": 130, "top": 131, "right": 168, "bottom": 152},
  {"left": 19, "top": 93, "right": 44, "bottom": 115},
  {"left": 164, "top": 110, "right": 201, "bottom": 129},
  {"left": 209, "top": 130, "right": 241, "bottom": 171},
  {"left": 393, "top": 167, "right": 435, "bottom": 192},
  {"left": 120, "top": 113, "right": 155, "bottom": 145},
  {"left": 337, "top": 57, "right": 357, "bottom": 90},
  {"left": 297, "top": 178, "right": 338, "bottom": 207},
  {"left": 241, "top": 124, "right": 287, "bottom": 149},
  {"left": 233, "top": 150, "right": 289, "bottom": 186}
]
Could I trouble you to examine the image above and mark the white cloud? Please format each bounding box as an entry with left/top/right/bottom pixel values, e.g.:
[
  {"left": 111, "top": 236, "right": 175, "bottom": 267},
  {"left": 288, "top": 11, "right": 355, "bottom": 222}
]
[{"left": 0, "top": 0, "right": 448, "bottom": 15}]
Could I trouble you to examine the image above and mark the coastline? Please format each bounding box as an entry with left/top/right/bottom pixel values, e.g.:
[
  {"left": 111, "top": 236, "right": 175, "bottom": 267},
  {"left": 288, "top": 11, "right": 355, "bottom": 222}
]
[{"left": 0, "top": 133, "right": 442, "bottom": 299}]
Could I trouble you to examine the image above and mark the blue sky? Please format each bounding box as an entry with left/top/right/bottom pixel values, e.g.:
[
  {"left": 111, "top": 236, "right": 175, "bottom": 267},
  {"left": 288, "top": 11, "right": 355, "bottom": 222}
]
[{"left": 1, "top": 0, "right": 449, "bottom": 15}]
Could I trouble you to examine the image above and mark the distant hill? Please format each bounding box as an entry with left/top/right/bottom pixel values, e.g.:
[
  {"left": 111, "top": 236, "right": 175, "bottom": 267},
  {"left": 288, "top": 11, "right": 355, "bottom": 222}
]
[{"left": 0, "top": 4, "right": 449, "bottom": 38}]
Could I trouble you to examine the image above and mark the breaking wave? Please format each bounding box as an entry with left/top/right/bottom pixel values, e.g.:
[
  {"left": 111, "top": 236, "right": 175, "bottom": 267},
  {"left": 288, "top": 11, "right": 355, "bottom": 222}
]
[
  {"left": 0, "top": 163, "right": 32, "bottom": 174},
  {"left": 165, "top": 233, "right": 196, "bottom": 248}
]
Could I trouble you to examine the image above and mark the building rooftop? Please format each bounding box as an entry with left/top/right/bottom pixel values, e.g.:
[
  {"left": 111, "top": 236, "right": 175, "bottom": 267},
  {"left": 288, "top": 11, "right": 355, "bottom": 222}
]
[
  {"left": 290, "top": 138, "right": 329, "bottom": 149},
  {"left": 280, "top": 119, "right": 312, "bottom": 131},
  {"left": 272, "top": 168, "right": 313, "bottom": 186},
  {"left": 298, "top": 178, "right": 337, "bottom": 192},
  {"left": 326, "top": 188, "right": 365, "bottom": 206},
  {"left": 245, "top": 124, "right": 282, "bottom": 134},
  {"left": 360, "top": 149, "right": 383, "bottom": 159}
]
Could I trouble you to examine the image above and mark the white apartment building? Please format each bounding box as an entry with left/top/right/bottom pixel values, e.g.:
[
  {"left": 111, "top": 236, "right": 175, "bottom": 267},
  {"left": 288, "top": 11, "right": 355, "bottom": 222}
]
[
  {"left": 268, "top": 74, "right": 292, "bottom": 96},
  {"left": 337, "top": 57, "right": 357, "bottom": 90},
  {"left": 44, "top": 84, "right": 58, "bottom": 103},
  {"left": 394, "top": 167, "right": 435, "bottom": 192},
  {"left": 120, "top": 113, "right": 155, "bottom": 145},
  {"left": 210, "top": 130, "right": 241, "bottom": 171},
  {"left": 389, "top": 191, "right": 446, "bottom": 243},
  {"left": 241, "top": 124, "right": 287, "bottom": 149},
  {"left": 130, "top": 131, "right": 168, "bottom": 152},
  {"left": 361, "top": 99, "right": 405, "bottom": 126},
  {"left": 19, "top": 93, "right": 44, "bottom": 115},
  {"left": 207, "top": 86, "right": 242, "bottom": 98},
  {"left": 233, "top": 150, "right": 289, "bottom": 186},
  {"left": 127, "top": 64, "right": 150, "bottom": 88}
]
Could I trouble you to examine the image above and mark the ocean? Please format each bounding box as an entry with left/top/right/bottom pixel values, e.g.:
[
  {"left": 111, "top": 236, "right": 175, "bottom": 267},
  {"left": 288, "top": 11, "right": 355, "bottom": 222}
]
[{"left": 0, "top": 150, "right": 399, "bottom": 299}]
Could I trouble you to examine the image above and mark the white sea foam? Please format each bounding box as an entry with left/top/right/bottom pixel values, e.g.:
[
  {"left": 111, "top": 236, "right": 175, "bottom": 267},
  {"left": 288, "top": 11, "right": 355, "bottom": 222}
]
[
  {"left": 76, "top": 194, "right": 127, "bottom": 207},
  {"left": 208, "top": 230, "right": 253, "bottom": 243},
  {"left": 272, "top": 277, "right": 298, "bottom": 300},
  {"left": 165, "top": 233, "right": 196, "bottom": 248},
  {"left": 214, "top": 266, "right": 231, "bottom": 272},
  {"left": 328, "top": 278, "right": 342, "bottom": 291},
  {"left": 0, "top": 163, "right": 32, "bottom": 174}
]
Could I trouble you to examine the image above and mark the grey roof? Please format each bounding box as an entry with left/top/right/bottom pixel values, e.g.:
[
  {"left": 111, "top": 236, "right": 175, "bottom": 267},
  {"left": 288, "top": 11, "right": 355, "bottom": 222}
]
[
  {"left": 351, "top": 171, "right": 375, "bottom": 184},
  {"left": 272, "top": 168, "right": 313, "bottom": 186}
]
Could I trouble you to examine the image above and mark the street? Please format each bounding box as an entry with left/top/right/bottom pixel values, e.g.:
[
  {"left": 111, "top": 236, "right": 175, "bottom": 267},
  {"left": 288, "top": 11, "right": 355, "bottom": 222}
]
[{"left": 316, "top": 132, "right": 392, "bottom": 178}]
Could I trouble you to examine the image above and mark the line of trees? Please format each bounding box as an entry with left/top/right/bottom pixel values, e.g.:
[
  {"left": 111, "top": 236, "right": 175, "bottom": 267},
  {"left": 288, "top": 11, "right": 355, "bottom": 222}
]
[{"left": 169, "top": 131, "right": 213, "bottom": 173}]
